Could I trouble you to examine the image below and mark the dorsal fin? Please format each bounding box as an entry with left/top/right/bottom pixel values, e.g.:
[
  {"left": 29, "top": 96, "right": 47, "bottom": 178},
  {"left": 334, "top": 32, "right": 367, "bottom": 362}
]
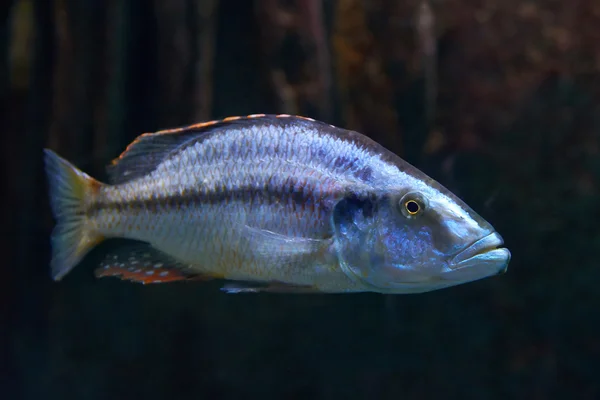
[{"left": 106, "top": 114, "right": 324, "bottom": 185}]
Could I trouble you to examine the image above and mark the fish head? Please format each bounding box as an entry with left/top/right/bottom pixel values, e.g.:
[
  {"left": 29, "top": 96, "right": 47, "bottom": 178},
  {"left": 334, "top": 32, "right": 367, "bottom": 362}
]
[{"left": 332, "top": 184, "right": 511, "bottom": 293}]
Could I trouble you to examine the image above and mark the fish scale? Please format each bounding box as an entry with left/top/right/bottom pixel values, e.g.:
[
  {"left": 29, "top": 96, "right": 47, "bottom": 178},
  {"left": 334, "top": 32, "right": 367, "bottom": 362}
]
[
  {"left": 43, "top": 114, "right": 510, "bottom": 292},
  {"left": 93, "top": 121, "right": 356, "bottom": 283}
]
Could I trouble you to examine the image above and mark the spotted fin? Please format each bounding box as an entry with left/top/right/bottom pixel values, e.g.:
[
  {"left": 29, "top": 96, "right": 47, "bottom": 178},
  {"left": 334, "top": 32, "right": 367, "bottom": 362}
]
[
  {"left": 94, "top": 244, "right": 210, "bottom": 284},
  {"left": 221, "top": 281, "right": 321, "bottom": 294}
]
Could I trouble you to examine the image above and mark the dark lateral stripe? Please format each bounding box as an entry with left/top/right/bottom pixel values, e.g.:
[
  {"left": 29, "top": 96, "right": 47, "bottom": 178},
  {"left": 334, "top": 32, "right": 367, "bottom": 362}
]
[{"left": 87, "top": 179, "right": 338, "bottom": 215}]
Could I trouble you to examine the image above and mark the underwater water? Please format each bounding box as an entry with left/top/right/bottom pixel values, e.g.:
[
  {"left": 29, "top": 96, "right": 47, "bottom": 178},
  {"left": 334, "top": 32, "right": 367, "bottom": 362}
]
[{"left": 4, "top": 1, "right": 600, "bottom": 399}]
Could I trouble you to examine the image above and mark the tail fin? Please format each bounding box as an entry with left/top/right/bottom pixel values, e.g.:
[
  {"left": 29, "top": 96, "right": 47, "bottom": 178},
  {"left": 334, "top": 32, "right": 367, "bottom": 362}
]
[{"left": 44, "top": 149, "right": 105, "bottom": 281}]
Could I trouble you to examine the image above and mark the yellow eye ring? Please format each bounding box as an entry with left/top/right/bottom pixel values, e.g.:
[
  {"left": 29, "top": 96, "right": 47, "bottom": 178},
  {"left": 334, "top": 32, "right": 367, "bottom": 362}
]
[
  {"left": 404, "top": 199, "right": 421, "bottom": 215},
  {"left": 399, "top": 192, "right": 427, "bottom": 218}
]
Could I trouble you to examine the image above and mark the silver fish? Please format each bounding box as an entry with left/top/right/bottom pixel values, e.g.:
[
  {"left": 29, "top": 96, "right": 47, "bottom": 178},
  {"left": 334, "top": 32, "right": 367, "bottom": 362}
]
[{"left": 44, "top": 114, "right": 510, "bottom": 293}]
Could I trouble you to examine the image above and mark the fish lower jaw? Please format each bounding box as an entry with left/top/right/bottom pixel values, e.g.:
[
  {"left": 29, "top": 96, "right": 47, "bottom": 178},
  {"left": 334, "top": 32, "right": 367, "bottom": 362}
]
[
  {"left": 450, "top": 231, "right": 507, "bottom": 266},
  {"left": 450, "top": 247, "right": 510, "bottom": 268},
  {"left": 441, "top": 247, "right": 511, "bottom": 283}
]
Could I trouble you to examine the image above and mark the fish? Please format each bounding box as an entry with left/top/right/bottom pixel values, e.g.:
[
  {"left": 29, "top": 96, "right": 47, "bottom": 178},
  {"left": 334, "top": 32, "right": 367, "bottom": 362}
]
[{"left": 43, "top": 113, "right": 511, "bottom": 294}]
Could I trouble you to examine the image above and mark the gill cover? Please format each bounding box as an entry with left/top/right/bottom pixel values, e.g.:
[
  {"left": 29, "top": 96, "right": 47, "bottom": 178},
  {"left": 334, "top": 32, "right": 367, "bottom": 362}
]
[{"left": 332, "top": 192, "right": 386, "bottom": 290}]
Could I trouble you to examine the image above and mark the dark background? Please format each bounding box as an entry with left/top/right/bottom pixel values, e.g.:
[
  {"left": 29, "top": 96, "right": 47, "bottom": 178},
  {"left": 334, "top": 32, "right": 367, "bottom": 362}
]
[{"left": 3, "top": 0, "right": 599, "bottom": 399}]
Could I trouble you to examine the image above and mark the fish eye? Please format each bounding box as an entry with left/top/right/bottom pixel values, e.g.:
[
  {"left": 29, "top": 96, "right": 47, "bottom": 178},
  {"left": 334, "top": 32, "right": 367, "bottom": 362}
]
[
  {"left": 405, "top": 200, "right": 420, "bottom": 214},
  {"left": 399, "top": 192, "right": 426, "bottom": 218}
]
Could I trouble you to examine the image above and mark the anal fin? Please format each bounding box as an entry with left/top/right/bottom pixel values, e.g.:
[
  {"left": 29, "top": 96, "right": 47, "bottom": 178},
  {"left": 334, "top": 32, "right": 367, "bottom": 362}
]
[
  {"left": 94, "top": 243, "right": 212, "bottom": 284},
  {"left": 96, "top": 265, "right": 195, "bottom": 284}
]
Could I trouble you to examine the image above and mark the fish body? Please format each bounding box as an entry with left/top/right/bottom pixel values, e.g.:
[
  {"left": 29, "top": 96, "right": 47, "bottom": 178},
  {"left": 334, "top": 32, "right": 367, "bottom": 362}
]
[{"left": 44, "top": 114, "right": 510, "bottom": 294}]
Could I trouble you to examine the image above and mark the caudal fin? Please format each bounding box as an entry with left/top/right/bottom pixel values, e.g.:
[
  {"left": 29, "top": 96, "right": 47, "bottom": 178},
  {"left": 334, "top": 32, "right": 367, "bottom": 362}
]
[{"left": 44, "top": 149, "right": 105, "bottom": 281}]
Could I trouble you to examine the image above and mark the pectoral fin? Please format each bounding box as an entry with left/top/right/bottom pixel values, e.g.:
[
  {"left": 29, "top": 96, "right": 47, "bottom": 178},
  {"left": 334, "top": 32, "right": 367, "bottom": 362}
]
[
  {"left": 220, "top": 281, "right": 321, "bottom": 294},
  {"left": 243, "top": 225, "right": 332, "bottom": 265}
]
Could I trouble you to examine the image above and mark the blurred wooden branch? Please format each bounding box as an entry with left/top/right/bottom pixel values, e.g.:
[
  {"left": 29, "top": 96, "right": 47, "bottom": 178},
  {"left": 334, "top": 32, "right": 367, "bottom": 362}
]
[
  {"left": 332, "top": 0, "right": 401, "bottom": 153},
  {"left": 0, "top": 1, "right": 17, "bottom": 392},
  {"left": 138, "top": 0, "right": 218, "bottom": 125},
  {"left": 191, "top": 0, "right": 218, "bottom": 122},
  {"left": 154, "top": 0, "right": 192, "bottom": 126},
  {"left": 255, "top": 0, "right": 299, "bottom": 115},
  {"left": 298, "top": 0, "right": 333, "bottom": 121},
  {"left": 416, "top": 0, "right": 437, "bottom": 131},
  {"left": 9, "top": 3, "right": 56, "bottom": 383},
  {"left": 49, "top": 0, "right": 107, "bottom": 168},
  {"left": 255, "top": 0, "right": 333, "bottom": 120},
  {"left": 0, "top": 0, "right": 15, "bottom": 102},
  {"left": 104, "top": 0, "right": 130, "bottom": 168},
  {"left": 22, "top": 0, "right": 54, "bottom": 259}
]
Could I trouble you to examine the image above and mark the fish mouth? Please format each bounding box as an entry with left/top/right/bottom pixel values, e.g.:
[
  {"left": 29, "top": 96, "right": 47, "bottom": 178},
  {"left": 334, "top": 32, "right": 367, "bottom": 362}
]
[{"left": 446, "top": 232, "right": 511, "bottom": 276}]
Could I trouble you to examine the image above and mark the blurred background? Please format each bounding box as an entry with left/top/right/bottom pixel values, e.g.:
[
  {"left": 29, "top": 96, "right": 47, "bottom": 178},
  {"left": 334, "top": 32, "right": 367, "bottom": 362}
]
[{"left": 2, "top": 0, "right": 600, "bottom": 399}]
